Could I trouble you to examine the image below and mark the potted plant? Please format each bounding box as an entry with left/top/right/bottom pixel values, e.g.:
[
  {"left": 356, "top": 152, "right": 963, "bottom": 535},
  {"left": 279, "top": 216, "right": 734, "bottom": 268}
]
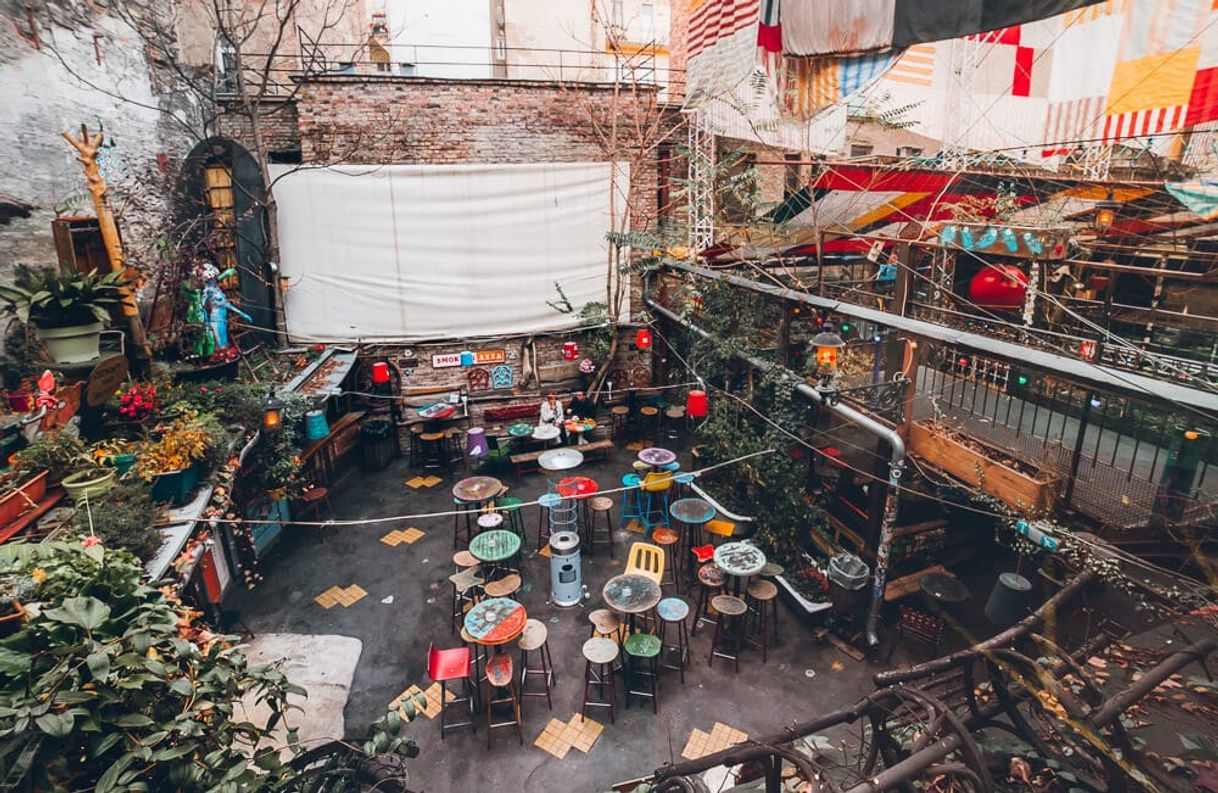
[
  {"left": 60, "top": 464, "right": 117, "bottom": 504},
  {"left": 0, "top": 265, "right": 126, "bottom": 364},
  {"left": 0, "top": 469, "right": 49, "bottom": 531},
  {"left": 72, "top": 481, "right": 162, "bottom": 560},
  {"left": 11, "top": 430, "right": 88, "bottom": 486},
  {"left": 134, "top": 411, "right": 222, "bottom": 505},
  {"left": 89, "top": 438, "right": 138, "bottom": 476},
  {"left": 0, "top": 321, "right": 39, "bottom": 411},
  {"left": 0, "top": 572, "right": 37, "bottom": 637}
]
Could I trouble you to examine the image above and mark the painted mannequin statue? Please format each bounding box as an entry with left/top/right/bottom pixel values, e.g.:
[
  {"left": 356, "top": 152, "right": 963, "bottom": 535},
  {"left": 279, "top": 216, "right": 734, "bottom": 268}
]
[{"left": 198, "top": 263, "right": 251, "bottom": 352}]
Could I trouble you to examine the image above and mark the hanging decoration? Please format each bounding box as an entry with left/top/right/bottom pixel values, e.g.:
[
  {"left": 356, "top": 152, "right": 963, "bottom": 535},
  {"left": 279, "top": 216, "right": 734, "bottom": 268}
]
[
  {"left": 635, "top": 328, "right": 653, "bottom": 350},
  {"left": 561, "top": 341, "right": 579, "bottom": 361},
  {"left": 490, "top": 364, "right": 514, "bottom": 389},
  {"left": 687, "top": 389, "right": 709, "bottom": 419},
  {"left": 371, "top": 361, "right": 391, "bottom": 384}
]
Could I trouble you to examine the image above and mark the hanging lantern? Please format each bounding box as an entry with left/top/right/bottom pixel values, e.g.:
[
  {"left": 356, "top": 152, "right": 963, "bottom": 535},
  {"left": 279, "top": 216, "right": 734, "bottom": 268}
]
[
  {"left": 262, "top": 391, "right": 285, "bottom": 433},
  {"left": 686, "top": 389, "right": 708, "bottom": 418},
  {"left": 1095, "top": 201, "right": 1118, "bottom": 232},
  {"left": 561, "top": 341, "right": 579, "bottom": 361},
  {"left": 811, "top": 328, "right": 845, "bottom": 370},
  {"left": 967, "top": 265, "right": 1028, "bottom": 308},
  {"left": 635, "top": 328, "right": 652, "bottom": 350},
  {"left": 371, "top": 361, "right": 391, "bottom": 384}
]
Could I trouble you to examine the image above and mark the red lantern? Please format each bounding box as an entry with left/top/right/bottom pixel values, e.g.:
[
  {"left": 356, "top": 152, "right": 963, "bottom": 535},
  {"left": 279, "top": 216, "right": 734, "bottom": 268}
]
[
  {"left": 686, "top": 389, "right": 708, "bottom": 418},
  {"left": 635, "top": 328, "right": 652, "bottom": 350},
  {"left": 371, "top": 361, "right": 391, "bottom": 384},
  {"left": 967, "top": 266, "right": 1027, "bottom": 308},
  {"left": 561, "top": 341, "right": 579, "bottom": 361}
]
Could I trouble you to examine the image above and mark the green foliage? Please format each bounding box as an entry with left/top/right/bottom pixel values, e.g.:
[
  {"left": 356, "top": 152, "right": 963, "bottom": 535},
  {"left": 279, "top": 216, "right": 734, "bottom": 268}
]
[
  {"left": 0, "top": 321, "right": 40, "bottom": 391},
  {"left": 253, "top": 393, "right": 312, "bottom": 494},
  {"left": 12, "top": 429, "right": 90, "bottom": 482},
  {"left": 0, "top": 573, "right": 36, "bottom": 615},
  {"left": 0, "top": 541, "right": 420, "bottom": 791},
  {"left": 73, "top": 482, "right": 163, "bottom": 561},
  {"left": 0, "top": 265, "right": 126, "bottom": 329}
]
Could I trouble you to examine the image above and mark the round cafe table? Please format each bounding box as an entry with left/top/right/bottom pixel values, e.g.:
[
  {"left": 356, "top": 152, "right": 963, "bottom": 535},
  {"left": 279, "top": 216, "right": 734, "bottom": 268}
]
[
  {"left": 637, "top": 447, "right": 677, "bottom": 468},
  {"left": 559, "top": 475, "right": 600, "bottom": 529},
  {"left": 469, "top": 529, "right": 521, "bottom": 567},
  {"left": 602, "top": 572, "right": 662, "bottom": 635},
  {"left": 464, "top": 597, "right": 528, "bottom": 647},
  {"left": 538, "top": 448, "right": 583, "bottom": 472},
  {"left": 508, "top": 423, "right": 534, "bottom": 438},
  {"left": 564, "top": 418, "right": 597, "bottom": 445},
  {"left": 670, "top": 497, "right": 717, "bottom": 573},
  {"left": 713, "top": 541, "right": 767, "bottom": 595},
  {"left": 920, "top": 572, "right": 971, "bottom": 605},
  {"left": 532, "top": 424, "right": 561, "bottom": 447},
  {"left": 452, "top": 476, "right": 504, "bottom": 504}
]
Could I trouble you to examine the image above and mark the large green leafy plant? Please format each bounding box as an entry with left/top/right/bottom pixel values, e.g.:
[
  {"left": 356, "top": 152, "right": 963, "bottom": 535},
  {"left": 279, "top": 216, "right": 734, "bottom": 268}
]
[
  {"left": 0, "top": 265, "right": 126, "bottom": 328},
  {"left": 0, "top": 541, "right": 421, "bottom": 791}
]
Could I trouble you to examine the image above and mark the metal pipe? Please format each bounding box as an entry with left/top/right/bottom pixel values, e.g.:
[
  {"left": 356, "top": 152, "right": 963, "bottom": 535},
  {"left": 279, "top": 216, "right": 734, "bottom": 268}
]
[{"left": 643, "top": 275, "right": 905, "bottom": 646}]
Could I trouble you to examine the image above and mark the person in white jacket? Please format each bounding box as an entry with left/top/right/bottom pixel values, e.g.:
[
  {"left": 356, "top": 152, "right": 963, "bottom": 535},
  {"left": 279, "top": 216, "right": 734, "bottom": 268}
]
[{"left": 539, "top": 393, "right": 569, "bottom": 444}]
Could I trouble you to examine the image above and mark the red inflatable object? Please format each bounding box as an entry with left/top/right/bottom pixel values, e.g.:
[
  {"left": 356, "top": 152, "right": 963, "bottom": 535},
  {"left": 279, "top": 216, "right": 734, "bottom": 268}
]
[{"left": 968, "top": 265, "right": 1028, "bottom": 307}]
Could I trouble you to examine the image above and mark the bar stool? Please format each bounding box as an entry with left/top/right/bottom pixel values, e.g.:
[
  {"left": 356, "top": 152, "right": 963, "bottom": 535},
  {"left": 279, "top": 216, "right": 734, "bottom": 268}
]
[
  {"left": 484, "top": 654, "right": 523, "bottom": 748},
  {"left": 673, "top": 472, "right": 696, "bottom": 500},
  {"left": 517, "top": 618, "right": 555, "bottom": 710},
  {"left": 640, "top": 471, "right": 673, "bottom": 530},
  {"left": 638, "top": 405, "right": 660, "bottom": 440},
  {"left": 297, "top": 487, "right": 334, "bottom": 541},
  {"left": 495, "top": 496, "right": 527, "bottom": 546},
  {"left": 619, "top": 474, "right": 645, "bottom": 528},
  {"left": 586, "top": 496, "right": 615, "bottom": 557},
  {"left": 691, "top": 562, "right": 725, "bottom": 636},
  {"left": 708, "top": 594, "right": 748, "bottom": 673},
  {"left": 419, "top": 431, "right": 447, "bottom": 469},
  {"left": 623, "top": 633, "right": 661, "bottom": 713},
  {"left": 746, "top": 579, "right": 779, "bottom": 664},
  {"left": 409, "top": 424, "right": 425, "bottom": 466},
  {"left": 453, "top": 498, "right": 475, "bottom": 549},
  {"left": 610, "top": 405, "right": 630, "bottom": 441},
  {"left": 650, "top": 527, "right": 681, "bottom": 591},
  {"left": 427, "top": 643, "right": 478, "bottom": 739},
  {"left": 444, "top": 428, "right": 466, "bottom": 470},
  {"left": 476, "top": 511, "right": 503, "bottom": 538},
  {"left": 536, "top": 492, "right": 563, "bottom": 549},
  {"left": 664, "top": 405, "right": 686, "bottom": 442},
  {"left": 483, "top": 573, "right": 522, "bottom": 601},
  {"left": 449, "top": 566, "right": 484, "bottom": 634},
  {"left": 656, "top": 596, "right": 690, "bottom": 684},
  {"left": 581, "top": 637, "right": 619, "bottom": 724}
]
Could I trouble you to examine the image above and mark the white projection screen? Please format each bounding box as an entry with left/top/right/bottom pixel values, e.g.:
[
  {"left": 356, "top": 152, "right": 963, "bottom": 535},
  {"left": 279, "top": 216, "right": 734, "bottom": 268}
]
[{"left": 269, "top": 161, "right": 629, "bottom": 341}]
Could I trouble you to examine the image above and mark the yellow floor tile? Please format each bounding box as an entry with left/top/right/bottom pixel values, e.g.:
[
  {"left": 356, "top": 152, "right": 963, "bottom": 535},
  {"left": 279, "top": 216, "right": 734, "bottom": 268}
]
[
  {"left": 625, "top": 520, "right": 646, "bottom": 534},
  {"left": 404, "top": 477, "right": 427, "bottom": 489},
  {"left": 625, "top": 441, "right": 645, "bottom": 451},
  {"left": 314, "top": 587, "right": 342, "bottom": 609},
  {"left": 681, "top": 728, "right": 711, "bottom": 760},
  {"left": 534, "top": 717, "right": 571, "bottom": 759},
  {"left": 567, "top": 714, "right": 603, "bottom": 752},
  {"left": 380, "top": 530, "right": 405, "bottom": 546},
  {"left": 538, "top": 545, "right": 551, "bottom": 558},
  {"left": 421, "top": 475, "right": 443, "bottom": 487},
  {"left": 400, "top": 527, "right": 425, "bottom": 544}
]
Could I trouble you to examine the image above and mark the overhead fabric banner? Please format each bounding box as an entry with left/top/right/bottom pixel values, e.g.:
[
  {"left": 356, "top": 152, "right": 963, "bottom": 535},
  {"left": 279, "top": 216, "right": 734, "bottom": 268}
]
[{"left": 269, "top": 162, "right": 627, "bottom": 342}]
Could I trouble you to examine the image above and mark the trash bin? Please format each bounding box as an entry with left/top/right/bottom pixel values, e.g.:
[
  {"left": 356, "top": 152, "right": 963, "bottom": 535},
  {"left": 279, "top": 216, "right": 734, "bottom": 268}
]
[
  {"left": 549, "top": 531, "right": 582, "bottom": 607},
  {"left": 985, "top": 572, "right": 1032, "bottom": 627},
  {"left": 827, "top": 552, "right": 870, "bottom": 621},
  {"left": 360, "top": 419, "right": 396, "bottom": 471}
]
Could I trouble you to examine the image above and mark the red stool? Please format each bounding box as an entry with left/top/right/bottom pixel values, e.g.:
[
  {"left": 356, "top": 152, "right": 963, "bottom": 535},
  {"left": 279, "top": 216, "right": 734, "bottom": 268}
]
[
  {"left": 651, "top": 527, "right": 681, "bottom": 591},
  {"left": 484, "top": 654, "right": 524, "bottom": 748},
  {"left": 427, "top": 643, "right": 478, "bottom": 739}
]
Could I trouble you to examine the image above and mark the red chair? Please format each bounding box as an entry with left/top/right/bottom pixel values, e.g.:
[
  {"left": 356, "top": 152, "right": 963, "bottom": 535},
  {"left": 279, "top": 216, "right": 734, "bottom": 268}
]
[{"left": 427, "top": 643, "right": 477, "bottom": 739}]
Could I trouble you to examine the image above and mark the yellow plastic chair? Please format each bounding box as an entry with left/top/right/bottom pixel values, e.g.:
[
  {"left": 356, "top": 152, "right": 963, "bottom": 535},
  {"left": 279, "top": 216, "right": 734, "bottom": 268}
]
[
  {"left": 640, "top": 471, "right": 673, "bottom": 529},
  {"left": 625, "top": 541, "right": 665, "bottom": 586}
]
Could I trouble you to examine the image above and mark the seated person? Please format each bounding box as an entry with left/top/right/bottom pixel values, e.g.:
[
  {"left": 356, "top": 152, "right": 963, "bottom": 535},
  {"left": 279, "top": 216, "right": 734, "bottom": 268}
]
[
  {"left": 539, "top": 392, "right": 568, "bottom": 444},
  {"left": 567, "top": 390, "right": 597, "bottom": 421}
]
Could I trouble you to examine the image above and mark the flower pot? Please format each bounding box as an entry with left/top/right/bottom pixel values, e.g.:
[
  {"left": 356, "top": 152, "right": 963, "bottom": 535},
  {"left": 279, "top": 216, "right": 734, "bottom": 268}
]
[
  {"left": 0, "top": 601, "right": 26, "bottom": 638},
  {"left": 61, "top": 468, "right": 117, "bottom": 503},
  {"left": 150, "top": 463, "right": 201, "bottom": 506},
  {"left": 0, "top": 471, "right": 48, "bottom": 527},
  {"left": 105, "top": 452, "right": 137, "bottom": 476},
  {"left": 36, "top": 321, "right": 104, "bottom": 364},
  {"left": 4, "top": 392, "right": 33, "bottom": 412}
]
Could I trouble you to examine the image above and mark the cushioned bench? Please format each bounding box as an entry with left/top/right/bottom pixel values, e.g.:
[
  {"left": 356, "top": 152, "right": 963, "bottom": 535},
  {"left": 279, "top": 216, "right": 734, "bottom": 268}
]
[
  {"left": 510, "top": 439, "right": 614, "bottom": 478},
  {"left": 484, "top": 403, "right": 539, "bottom": 423}
]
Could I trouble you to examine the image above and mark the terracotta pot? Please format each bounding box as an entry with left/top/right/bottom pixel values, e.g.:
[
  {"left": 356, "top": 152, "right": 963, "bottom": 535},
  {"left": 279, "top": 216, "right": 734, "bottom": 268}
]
[
  {"left": 0, "top": 471, "right": 49, "bottom": 527},
  {"left": 4, "top": 392, "right": 33, "bottom": 412},
  {"left": 0, "top": 601, "right": 26, "bottom": 638}
]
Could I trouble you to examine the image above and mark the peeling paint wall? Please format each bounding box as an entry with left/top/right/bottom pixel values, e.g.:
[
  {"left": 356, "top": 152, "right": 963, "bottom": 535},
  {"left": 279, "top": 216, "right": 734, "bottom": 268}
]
[{"left": 0, "top": 0, "right": 200, "bottom": 276}]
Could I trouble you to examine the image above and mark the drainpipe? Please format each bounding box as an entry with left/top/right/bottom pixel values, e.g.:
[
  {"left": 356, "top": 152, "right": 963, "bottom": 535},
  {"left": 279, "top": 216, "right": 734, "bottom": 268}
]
[{"left": 643, "top": 278, "right": 904, "bottom": 646}]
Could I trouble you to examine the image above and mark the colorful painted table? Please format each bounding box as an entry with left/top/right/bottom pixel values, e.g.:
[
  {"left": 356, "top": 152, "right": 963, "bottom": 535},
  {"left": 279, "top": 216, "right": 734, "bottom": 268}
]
[
  {"left": 417, "top": 402, "right": 456, "bottom": 420},
  {"left": 452, "top": 476, "right": 504, "bottom": 504},
  {"left": 463, "top": 597, "right": 527, "bottom": 646},
  {"left": 507, "top": 423, "right": 534, "bottom": 438},
  {"left": 602, "top": 573, "right": 662, "bottom": 634},
  {"left": 669, "top": 497, "right": 716, "bottom": 526},
  {"left": 638, "top": 447, "right": 677, "bottom": 467},
  {"left": 557, "top": 476, "right": 598, "bottom": 499},
  {"left": 564, "top": 418, "right": 596, "bottom": 445},
  {"left": 469, "top": 529, "right": 521, "bottom": 565},
  {"left": 714, "top": 541, "right": 767, "bottom": 595}
]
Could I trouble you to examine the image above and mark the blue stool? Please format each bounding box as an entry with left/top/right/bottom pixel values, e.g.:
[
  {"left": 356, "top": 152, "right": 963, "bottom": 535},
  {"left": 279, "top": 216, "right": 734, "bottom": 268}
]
[
  {"left": 640, "top": 472, "right": 673, "bottom": 531},
  {"left": 619, "top": 474, "right": 645, "bottom": 528},
  {"left": 537, "top": 492, "right": 564, "bottom": 549},
  {"left": 673, "top": 472, "right": 696, "bottom": 500},
  {"left": 659, "top": 461, "right": 681, "bottom": 472}
]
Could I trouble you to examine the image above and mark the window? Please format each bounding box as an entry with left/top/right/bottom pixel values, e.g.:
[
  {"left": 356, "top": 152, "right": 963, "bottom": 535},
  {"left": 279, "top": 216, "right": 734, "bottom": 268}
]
[
  {"left": 203, "top": 165, "right": 238, "bottom": 275},
  {"left": 612, "top": 0, "right": 624, "bottom": 28},
  {"left": 896, "top": 146, "right": 923, "bottom": 157},
  {"left": 850, "top": 143, "right": 874, "bottom": 158},
  {"left": 639, "top": 4, "right": 654, "bottom": 39},
  {"left": 784, "top": 152, "right": 802, "bottom": 198},
  {"left": 215, "top": 37, "right": 237, "bottom": 93}
]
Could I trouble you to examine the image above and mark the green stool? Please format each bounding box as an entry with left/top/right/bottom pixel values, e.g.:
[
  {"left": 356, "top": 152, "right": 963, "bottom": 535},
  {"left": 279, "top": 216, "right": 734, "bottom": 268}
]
[
  {"left": 495, "top": 497, "right": 527, "bottom": 547},
  {"left": 623, "top": 633, "right": 662, "bottom": 714}
]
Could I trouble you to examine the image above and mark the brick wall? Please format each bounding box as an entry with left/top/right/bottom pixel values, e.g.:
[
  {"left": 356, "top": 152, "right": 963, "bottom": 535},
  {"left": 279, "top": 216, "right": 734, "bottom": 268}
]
[{"left": 215, "top": 100, "right": 302, "bottom": 158}]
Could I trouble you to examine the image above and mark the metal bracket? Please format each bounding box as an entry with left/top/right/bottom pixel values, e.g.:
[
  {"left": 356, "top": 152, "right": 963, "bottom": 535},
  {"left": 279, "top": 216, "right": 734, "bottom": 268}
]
[{"left": 822, "top": 376, "right": 910, "bottom": 422}]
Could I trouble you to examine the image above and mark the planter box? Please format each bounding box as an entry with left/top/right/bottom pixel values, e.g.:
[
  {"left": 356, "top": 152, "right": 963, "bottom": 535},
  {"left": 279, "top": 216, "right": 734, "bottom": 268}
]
[
  {"left": 909, "top": 421, "right": 1058, "bottom": 513},
  {"left": 774, "top": 573, "right": 832, "bottom": 624},
  {"left": 150, "top": 463, "right": 202, "bottom": 506},
  {"left": 0, "top": 471, "right": 49, "bottom": 527}
]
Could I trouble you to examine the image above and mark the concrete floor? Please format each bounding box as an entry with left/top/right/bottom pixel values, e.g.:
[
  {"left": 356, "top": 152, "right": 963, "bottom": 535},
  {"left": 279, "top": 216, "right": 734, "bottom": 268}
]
[{"left": 228, "top": 444, "right": 897, "bottom": 792}]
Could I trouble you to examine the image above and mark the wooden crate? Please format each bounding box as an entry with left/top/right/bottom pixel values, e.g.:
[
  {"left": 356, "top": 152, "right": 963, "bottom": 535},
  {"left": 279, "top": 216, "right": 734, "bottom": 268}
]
[{"left": 909, "top": 421, "right": 1058, "bottom": 513}]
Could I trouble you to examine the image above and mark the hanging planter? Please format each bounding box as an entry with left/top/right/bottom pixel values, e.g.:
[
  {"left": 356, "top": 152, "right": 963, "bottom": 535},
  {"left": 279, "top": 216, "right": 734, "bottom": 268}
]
[{"left": 910, "top": 420, "right": 1057, "bottom": 513}]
